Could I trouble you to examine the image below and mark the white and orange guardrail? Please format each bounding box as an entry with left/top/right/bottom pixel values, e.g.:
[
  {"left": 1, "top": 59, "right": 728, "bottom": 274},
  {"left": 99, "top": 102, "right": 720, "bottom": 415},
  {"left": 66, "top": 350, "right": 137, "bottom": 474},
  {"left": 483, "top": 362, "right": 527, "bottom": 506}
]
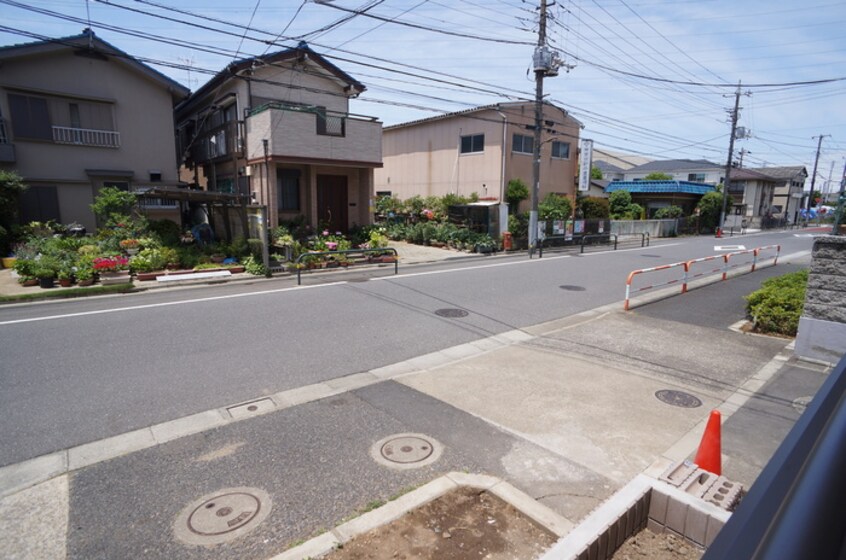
[{"left": 624, "top": 245, "right": 781, "bottom": 311}]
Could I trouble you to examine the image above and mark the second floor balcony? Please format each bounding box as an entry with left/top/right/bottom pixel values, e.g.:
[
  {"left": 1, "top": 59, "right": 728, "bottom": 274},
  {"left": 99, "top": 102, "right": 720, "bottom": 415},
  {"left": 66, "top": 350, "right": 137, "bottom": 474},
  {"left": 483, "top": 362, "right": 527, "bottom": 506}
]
[
  {"left": 246, "top": 103, "right": 381, "bottom": 166},
  {"left": 52, "top": 125, "right": 120, "bottom": 148},
  {"left": 187, "top": 120, "right": 245, "bottom": 165}
]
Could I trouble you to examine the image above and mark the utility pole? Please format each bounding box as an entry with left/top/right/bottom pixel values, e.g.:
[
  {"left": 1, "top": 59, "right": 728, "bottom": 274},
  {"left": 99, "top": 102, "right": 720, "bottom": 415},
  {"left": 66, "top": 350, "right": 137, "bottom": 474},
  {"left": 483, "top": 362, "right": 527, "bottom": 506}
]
[
  {"left": 528, "top": 0, "right": 548, "bottom": 256},
  {"left": 738, "top": 148, "right": 750, "bottom": 168},
  {"left": 720, "top": 83, "right": 742, "bottom": 231},
  {"left": 807, "top": 134, "right": 828, "bottom": 211}
]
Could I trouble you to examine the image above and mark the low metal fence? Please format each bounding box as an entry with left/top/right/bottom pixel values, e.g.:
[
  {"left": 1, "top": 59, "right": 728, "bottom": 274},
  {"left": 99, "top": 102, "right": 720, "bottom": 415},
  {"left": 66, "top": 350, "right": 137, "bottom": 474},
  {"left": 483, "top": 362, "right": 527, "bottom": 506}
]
[{"left": 295, "top": 247, "right": 398, "bottom": 285}]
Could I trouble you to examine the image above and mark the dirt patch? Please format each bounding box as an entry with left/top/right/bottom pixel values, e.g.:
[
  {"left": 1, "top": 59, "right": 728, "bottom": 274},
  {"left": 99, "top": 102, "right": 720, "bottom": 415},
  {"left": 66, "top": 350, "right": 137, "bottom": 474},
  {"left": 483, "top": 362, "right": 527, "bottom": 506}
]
[
  {"left": 324, "top": 487, "right": 557, "bottom": 560},
  {"left": 611, "top": 529, "right": 703, "bottom": 560}
]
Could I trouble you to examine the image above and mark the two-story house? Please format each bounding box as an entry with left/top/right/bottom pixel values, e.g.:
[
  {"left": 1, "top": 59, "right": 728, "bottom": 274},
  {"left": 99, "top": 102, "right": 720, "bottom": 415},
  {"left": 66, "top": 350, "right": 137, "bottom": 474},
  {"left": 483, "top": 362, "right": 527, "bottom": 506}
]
[
  {"left": 175, "top": 42, "right": 382, "bottom": 233},
  {"left": 374, "top": 102, "right": 582, "bottom": 209},
  {"left": 753, "top": 166, "right": 807, "bottom": 224},
  {"left": 623, "top": 159, "right": 724, "bottom": 185},
  {"left": 0, "top": 29, "right": 190, "bottom": 231}
]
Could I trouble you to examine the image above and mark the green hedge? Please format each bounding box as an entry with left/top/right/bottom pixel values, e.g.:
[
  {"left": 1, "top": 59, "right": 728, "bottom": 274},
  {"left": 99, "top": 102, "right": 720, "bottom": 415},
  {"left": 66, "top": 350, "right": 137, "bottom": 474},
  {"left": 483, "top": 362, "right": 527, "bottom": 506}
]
[{"left": 745, "top": 270, "right": 808, "bottom": 336}]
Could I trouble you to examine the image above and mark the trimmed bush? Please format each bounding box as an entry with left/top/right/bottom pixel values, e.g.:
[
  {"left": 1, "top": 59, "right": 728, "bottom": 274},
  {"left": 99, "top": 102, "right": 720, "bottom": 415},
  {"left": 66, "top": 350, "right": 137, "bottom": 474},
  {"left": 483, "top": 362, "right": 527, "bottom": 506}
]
[{"left": 745, "top": 270, "right": 808, "bottom": 336}]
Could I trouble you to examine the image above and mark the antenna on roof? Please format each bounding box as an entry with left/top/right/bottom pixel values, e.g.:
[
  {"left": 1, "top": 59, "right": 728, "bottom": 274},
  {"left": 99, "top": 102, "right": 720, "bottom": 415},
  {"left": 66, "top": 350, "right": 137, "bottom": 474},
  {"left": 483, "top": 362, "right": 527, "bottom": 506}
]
[{"left": 84, "top": 0, "right": 93, "bottom": 48}]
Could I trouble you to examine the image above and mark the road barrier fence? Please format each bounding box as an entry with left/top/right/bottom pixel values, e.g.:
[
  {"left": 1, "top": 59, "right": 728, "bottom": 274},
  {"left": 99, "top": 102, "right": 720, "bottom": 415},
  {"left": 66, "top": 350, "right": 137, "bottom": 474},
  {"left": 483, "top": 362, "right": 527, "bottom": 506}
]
[{"left": 624, "top": 245, "right": 781, "bottom": 311}]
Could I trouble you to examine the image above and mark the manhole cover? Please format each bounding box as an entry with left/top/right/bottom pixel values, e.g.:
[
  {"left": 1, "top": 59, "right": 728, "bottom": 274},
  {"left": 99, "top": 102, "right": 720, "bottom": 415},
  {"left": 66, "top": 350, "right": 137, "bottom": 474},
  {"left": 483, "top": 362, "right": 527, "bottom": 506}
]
[
  {"left": 370, "top": 433, "right": 443, "bottom": 470},
  {"left": 435, "top": 308, "right": 469, "bottom": 318},
  {"left": 174, "top": 487, "right": 271, "bottom": 546},
  {"left": 559, "top": 285, "right": 586, "bottom": 291},
  {"left": 655, "top": 389, "right": 702, "bottom": 408}
]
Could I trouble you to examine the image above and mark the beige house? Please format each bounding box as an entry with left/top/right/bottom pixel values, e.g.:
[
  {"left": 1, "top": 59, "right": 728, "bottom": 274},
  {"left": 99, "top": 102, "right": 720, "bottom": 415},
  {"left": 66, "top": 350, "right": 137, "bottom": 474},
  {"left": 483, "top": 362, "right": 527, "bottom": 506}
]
[
  {"left": 0, "top": 29, "right": 190, "bottom": 231},
  {"left": 175, "top": 42, "right": 382, "bottom": 233},
  {"left": 375, "top": 102, "right": 581, "bottom": 210}
]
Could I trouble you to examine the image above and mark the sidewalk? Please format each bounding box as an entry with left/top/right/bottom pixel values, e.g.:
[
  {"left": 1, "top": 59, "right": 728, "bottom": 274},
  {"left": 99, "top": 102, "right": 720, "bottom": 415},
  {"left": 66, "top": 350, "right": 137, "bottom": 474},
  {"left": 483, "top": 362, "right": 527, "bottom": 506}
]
[{"left": 0, "top": 248, "right": 829, "bottom": 559}]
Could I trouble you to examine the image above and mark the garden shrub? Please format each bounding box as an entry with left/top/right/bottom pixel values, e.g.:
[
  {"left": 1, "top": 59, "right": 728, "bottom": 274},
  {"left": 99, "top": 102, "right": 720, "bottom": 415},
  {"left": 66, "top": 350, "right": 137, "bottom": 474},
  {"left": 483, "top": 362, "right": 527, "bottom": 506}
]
[
  {"left": 745, "top": 270, "right": 808, "bottom": 336},
  {"left": 148, "top": 219, "right": 182, "bottom": 246},
  {"left": 539, "top": 193, "right": 572, "bottom": 221},
  {"left": 578, "top": 196, "right": 610, "bottom": 219}
]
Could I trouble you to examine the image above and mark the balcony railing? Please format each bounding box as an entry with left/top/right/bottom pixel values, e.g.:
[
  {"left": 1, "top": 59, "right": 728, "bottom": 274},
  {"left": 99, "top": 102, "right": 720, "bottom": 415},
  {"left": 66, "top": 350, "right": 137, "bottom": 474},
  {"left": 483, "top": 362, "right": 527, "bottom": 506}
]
[
  {"left": 189, "top": 120, "right": 244, "bottom": 164},
  {"left": 52, "top": 126, "right": 120, "bottom": 148}
]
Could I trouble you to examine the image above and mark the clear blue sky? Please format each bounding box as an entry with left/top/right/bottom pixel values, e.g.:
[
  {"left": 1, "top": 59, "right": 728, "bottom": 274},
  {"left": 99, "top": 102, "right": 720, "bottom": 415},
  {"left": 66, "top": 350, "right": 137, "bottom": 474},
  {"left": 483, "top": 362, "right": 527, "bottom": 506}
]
[{"left": 3, "top": 0, "right": 846, "bottom": 193}]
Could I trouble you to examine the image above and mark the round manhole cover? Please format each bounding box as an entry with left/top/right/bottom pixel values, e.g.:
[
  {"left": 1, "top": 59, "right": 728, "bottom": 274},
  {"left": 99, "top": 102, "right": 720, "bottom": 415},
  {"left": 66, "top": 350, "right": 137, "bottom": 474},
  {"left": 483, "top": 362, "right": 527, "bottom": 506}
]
[
  {"left": 435, "top": 308, "right": 469, "bottom": 318},
  {"left": 370, "top": 433, "right": 443, "bottom": 470},
  {"left": 655, "top": 389, "right": 702, "bottom": 408},
  {"left": 174, "top": 487, "right": 271, "bottom": 546},
  {"left": 559, "top": 285, "right": 586, "bottom": 291}
]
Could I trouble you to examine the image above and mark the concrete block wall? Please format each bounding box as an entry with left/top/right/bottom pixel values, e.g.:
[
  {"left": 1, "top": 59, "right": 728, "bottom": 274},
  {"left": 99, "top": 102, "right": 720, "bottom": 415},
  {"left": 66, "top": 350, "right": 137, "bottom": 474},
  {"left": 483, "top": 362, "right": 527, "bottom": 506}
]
[
  {"left": 543, "top": 474, "right": 731, "bottom": 560},
  {"left": 796, "top": 235, "right": 846, "bottom": 363}
]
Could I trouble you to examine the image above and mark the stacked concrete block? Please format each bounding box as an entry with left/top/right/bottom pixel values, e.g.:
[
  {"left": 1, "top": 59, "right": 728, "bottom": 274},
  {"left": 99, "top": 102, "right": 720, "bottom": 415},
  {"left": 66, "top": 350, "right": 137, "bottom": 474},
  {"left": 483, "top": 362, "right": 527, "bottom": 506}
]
[{"left": 796, "top": 236, "right": 846, "bottom": 363}]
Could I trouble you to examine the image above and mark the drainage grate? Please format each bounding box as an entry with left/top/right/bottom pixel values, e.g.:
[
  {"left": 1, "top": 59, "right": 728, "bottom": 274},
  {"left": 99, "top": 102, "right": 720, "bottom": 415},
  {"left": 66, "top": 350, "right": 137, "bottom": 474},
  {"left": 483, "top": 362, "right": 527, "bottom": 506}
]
[
  {"left": 370, "top": 433, "right": 443, "bottom": 470},
  {"left": 174, "top": 487, "right": 271, "bottom": 546},
  {"left": 655, "top": 389, "right": 702, "bottom": 408},
  {"left": 641, "top": 254, "right": 662, "bottom": 258},
  {"left": 435, "top": 308, "right": 469, "bottom": 318},
  {"left": 559, "top": 285, "right": 586, "bottom": 291}
]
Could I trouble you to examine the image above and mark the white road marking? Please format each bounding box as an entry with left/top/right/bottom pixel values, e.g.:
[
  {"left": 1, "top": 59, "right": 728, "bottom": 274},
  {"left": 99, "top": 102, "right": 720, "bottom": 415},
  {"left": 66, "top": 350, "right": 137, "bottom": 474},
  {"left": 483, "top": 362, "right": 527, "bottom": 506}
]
[{"left": 0, "top": 282, "right": 347, "bottom": 326}]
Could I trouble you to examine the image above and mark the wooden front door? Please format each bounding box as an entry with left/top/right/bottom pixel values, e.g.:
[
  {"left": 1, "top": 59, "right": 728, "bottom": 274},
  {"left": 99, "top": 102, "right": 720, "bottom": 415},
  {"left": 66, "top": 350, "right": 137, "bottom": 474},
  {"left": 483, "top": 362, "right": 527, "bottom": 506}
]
[{"left": 316, "top": 174, "right": 348, "bottom": 233}]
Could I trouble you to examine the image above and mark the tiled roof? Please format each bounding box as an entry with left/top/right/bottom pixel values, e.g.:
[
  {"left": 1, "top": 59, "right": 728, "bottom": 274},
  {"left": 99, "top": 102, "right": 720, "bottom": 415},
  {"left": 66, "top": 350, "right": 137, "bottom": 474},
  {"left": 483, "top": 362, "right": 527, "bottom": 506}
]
[
  {"left": 605, "top": 181, "right": 716, "bottom": 195},
  {"left": 594, "top": 161, "right": 624, "bottom": 174},
  {"left": 745, "top": 166, "right": 807, "bottom": 181},
  {"left": 627, "top": 159, "right": 722, "bottom": 173},
  {"left": 0, "top": 29, "right": 189, "bottom": 99},
  {"left": 383, "top": 101, "right": 582, "bottom": 130}
]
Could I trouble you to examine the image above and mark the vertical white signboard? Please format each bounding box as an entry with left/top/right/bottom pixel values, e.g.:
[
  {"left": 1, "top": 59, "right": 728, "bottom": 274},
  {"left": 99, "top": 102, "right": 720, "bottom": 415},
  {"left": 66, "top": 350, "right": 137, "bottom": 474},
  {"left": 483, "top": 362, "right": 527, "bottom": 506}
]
[{"left": 578, "top": 139, "right": 593, "bottom": 192}]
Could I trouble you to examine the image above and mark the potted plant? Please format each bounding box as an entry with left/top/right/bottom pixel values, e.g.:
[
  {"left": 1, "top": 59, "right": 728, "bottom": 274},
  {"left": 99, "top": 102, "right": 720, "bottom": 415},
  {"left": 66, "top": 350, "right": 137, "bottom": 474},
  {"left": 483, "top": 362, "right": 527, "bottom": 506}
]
[
  {"left": 57, "top": 266, "right": 74, "bottom": 287},
  {"left": 34, "top": 265, "right": 56, "bottom": 289},
  {"left": 93, "top": 255, "right": 131, "bottom": 285},
  {"left": 119, "top": 238, "right": 141, "bottom": 255},
  {"left": 75, "top": 265, "right": 94, "bottom": 286}
]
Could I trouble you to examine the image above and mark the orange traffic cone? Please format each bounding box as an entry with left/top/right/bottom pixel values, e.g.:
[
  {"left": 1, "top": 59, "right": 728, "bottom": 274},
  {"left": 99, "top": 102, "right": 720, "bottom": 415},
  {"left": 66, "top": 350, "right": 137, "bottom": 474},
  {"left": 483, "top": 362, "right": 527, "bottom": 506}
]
[
  {"left": 694, "top": 410, "right": 722, "bottom": 475},
  {"left": 715, "top": 227, "right": 722, "bottom": 238}
]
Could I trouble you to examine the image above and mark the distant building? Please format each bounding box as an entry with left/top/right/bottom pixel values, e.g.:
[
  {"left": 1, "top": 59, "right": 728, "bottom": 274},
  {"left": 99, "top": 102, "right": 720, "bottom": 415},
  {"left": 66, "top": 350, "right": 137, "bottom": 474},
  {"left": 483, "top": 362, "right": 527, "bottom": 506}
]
[
  {"left": 0, "top": 29, "right": 190, "bottom": 231},
  {"left": 623, "top": 159, "right": 724, "bottom": 185},
  {"left": 375, "top": 101, "right": 582, "bottom": 211},
  {"left": 605, "top": 180, "right": 715, "bottom": 217},
  {"left": 748, "top": 166, "right": 807, "bottom": 224}
]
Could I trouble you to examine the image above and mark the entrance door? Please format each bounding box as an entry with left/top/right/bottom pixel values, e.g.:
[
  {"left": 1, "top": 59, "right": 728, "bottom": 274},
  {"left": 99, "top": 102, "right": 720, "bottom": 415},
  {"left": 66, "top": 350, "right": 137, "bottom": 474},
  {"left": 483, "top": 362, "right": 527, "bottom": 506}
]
[{"left": 316, "top": 174, "right": 348, "bottom": 233}]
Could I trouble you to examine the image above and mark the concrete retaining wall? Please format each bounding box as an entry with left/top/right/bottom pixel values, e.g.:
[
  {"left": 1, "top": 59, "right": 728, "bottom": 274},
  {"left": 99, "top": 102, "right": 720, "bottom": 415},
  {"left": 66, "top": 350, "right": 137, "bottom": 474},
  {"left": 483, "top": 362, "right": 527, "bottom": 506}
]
[{"left": 796, "top": 235, "right": 846, "bottom": 363}]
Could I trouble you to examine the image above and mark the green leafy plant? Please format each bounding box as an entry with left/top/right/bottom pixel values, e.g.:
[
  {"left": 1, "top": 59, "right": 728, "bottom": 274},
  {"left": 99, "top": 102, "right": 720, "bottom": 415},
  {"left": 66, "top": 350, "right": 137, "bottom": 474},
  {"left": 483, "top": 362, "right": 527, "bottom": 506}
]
[
  {"left": 242, "top": 254, "right": 267, "bottom": 275},
  {"left": 578, "top": 196, "right": 610, "bottom": 219},
  {"left": 539, "top": 193, "right": 573, "bottom": 221},
  {"left": 745, "top": 270, "right": 808, "bottom": 336},
  {"left": 505, "top": 179, "right": 529, "bottom": 214},
  {"left": 654, "top": 205, "right": 684, "bottom": 219}
]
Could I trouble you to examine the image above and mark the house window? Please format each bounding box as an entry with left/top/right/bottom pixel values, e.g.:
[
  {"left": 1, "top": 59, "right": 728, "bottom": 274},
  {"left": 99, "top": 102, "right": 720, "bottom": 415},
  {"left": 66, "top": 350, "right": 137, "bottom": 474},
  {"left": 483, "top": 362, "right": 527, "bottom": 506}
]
[
  {"left": 278, "top": 169, "right": 300, "bottom": 212},
  {"left": 315, "top": 106, "right": 345, "bottom": 137},
  {"left": 551, "top": 141, "right": 570, "bottom": 159},
  {"left": 103, "top": 181, "right": 129, "bottom": 191},
  {"left": 216, "top": 177, "right": 235, "bottom": 194},
  {"left": 19, "top": 186, "right": 60, "bottom": 223},
  {"left": 7, "top": 93, "right": 52, "bottom": 140},
  {"left": 688, "top": 173, "right": 706, "bottom": 182},
  {"left": 149, "top": 171, "right": 162, "bottom": 182},
  {"left": 512, "top": 134, "right": 533, "bottom": 154},
  {"left": 460, "top": 134, "right": 484, "bottom": 154}
]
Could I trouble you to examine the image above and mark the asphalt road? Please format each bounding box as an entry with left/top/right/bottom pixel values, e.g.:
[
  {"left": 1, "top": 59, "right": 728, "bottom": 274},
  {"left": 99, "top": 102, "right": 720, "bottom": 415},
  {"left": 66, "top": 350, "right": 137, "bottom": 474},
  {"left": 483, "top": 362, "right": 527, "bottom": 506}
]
[{"left": 0, "top": 230, "right": 816, "bottom": 467}]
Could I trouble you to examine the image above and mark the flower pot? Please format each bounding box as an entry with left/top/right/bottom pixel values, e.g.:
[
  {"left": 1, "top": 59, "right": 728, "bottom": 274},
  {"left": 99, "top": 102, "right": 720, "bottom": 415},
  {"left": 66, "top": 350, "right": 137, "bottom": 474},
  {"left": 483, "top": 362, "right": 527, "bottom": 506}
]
[
  {"left": 1, "top": 257, "right": 16, "bottom": 269},
  {"left": 78, "top": 279, "right": 94, "bottom": 287},
  {"left": 39, "top": 277, "right": 55, "bottom": 289},
  {"left": 100, "top": 271, "right": 132, "bottom": 286},
  {"left": 21, "top": 278, "right": 38, "bottom": 287},
  {"left": 59, "top": 278, "right": 73, "bottom": 288},
  {"left": 227, "top": 266, "right": 245, "bottom": 274}
]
